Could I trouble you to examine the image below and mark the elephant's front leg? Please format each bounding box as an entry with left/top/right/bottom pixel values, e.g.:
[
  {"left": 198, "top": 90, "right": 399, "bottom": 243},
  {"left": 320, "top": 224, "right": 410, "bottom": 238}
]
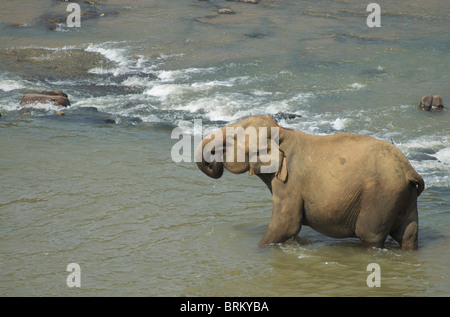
[{"left": 259, "top": 196, "right": 303, "bottom": 246}]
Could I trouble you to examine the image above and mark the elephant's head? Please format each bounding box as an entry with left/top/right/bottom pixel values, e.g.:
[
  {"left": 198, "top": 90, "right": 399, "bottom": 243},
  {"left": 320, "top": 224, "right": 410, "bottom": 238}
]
[{"left": 195, "top": 116, "right": 288, "bottom": 182}]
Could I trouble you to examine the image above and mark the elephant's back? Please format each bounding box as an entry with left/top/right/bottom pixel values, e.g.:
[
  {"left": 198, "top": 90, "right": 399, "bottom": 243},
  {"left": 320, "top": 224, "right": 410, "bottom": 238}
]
[
  {"left": 302, "top": 133, "right": 416, "bottom": 193},
  {"left": 318, "top": 133, "right": 411, "bottom": 170}
]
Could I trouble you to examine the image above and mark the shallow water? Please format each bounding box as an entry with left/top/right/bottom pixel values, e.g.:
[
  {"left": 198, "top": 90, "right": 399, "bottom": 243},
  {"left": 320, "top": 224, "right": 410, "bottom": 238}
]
[{"left": 0, "top": 0, "right": 449, "bottom": 296}]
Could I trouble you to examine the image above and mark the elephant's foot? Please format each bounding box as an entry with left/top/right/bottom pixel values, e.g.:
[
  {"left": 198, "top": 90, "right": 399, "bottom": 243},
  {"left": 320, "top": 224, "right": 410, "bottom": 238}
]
[
  {"left": 258, "top": 233, "right": 289, "bottom": 247},
  {"left": 361, "top": 240, "right": 385, "bottom": 250},
  {"left": 258, "top": 238, "right": 281, "bottom": 247},
  {"left": 258, "top": 227, "right": 300, "bottom": 247},
  {"left": 258, "top": 213, "right": 302, "bottom": 247}
]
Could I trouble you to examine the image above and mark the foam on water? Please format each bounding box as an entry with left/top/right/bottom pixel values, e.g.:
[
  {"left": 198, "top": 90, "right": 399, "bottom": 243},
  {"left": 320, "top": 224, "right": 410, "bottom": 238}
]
[
  {"left": 121, "top": 76, "right": 153, "bottom": 88},
  {"left": 432, "top": 148, "right": 450, "bottom": 165},
  {"left": 85, "top": 42, "right": 157, "bottom": 77},
  {"left": 0, "top": 79, "right": 25, "bottom": 92},
  {"left": 11, "top": 101, "right": 64, "bottom": 113},
  {"left": 347, "top": 82, "right": 366, "bottom": 90},
  {"left": 86, "top": 43, "right": 128, "bottom": 66},
  {"left": 331, "top": 118, "right": 349, "bottom": 131},
  {"left": 144, "top": 84, "right": 187, "bottom": 100},
  {"left": 157, "top": 67, "right": 219, "bottom": 82},
  {"left": 395, "top": 135, "right": 450, "bottom": 188},
  {"left": 0, "top": 73, "right": 41, "bottom": 93}
]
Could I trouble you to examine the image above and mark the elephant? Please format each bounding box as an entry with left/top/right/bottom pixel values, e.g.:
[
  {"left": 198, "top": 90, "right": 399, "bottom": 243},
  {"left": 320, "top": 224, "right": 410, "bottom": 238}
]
[{"left": 195, "top": 115, "right": 424, "bottom": 250}]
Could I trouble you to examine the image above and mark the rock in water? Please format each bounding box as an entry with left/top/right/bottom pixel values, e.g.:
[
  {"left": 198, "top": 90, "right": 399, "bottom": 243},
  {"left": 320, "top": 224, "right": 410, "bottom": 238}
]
[
  {"left": 430, "top": 95, "right": 444, "bottom": 110},
  {"left": 419, "top": 94, "right": 444, "bottom": 111},
  {"left": 20, "top": 91, "right": 71, "bottom": 107},
  {"left": 226, "top": 0, "right": 260, "bottom": 3},
  {"left": 39, "top": 90, "right": 69, "bottom": 98},
  {"left": 218, "top": 8, "right": 236, "bottom": 14}
]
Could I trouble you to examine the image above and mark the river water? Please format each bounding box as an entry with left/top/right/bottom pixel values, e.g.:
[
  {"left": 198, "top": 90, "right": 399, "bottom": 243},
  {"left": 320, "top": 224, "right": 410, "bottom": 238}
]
[{"left": 0, "top": 0, "right": 449, "bottom": 296}]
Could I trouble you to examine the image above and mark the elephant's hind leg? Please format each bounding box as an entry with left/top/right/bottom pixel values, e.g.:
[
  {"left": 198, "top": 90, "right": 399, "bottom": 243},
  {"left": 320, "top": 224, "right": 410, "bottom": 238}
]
[
  {"left": 390, "top": 196, "right": 419, "bottom": 251},
  {"left": 355, "top": 197, "right": 392, "bottom": 250},
  {"left": 401, "top": 221, "right": 418, "bottom": 251}
]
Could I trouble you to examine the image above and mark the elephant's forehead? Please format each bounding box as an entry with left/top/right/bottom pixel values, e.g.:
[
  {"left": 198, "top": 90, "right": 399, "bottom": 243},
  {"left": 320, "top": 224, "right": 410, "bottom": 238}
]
[{"left": 230, "top": 116, "right": 279, "bottom": 128}]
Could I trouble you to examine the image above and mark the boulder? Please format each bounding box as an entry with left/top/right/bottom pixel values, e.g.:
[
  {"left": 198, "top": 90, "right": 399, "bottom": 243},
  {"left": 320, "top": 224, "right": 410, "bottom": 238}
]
[
  {"left": 20, "top": 91, "right": 71, "bottom": 107},
  {"left": 419, "top": 94, "right": 444, "bottom": 111}
]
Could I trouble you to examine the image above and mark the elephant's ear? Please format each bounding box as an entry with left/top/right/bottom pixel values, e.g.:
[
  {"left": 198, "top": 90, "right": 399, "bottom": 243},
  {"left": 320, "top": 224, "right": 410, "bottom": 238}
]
[{"left": 275, "top": 151, "right": 287, "bottom": 183}]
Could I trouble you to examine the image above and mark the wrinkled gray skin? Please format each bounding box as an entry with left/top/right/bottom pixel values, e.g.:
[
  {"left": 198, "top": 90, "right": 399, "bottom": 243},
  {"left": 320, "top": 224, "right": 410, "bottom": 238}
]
[{"left": 196, "top": 116, "right": 424, "bottom": 250}]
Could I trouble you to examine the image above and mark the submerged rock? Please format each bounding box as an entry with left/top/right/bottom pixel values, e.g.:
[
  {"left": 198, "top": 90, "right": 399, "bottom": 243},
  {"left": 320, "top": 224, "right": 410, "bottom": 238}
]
[
  {"left": 0, "top": 47, "right": 112, "bottom": 81},
  {"left": 194, "top": 15, "right": 218, "bottom": 24},
  {"left": 39, "top": 1, "right": 119, "bottom": 31},
  {"left": 20, "top": 91, "right": 71, "bottom": 107},
  {"left": 218, "top": 8, "right": 236, "bottom": 14},
  {"left": 419, "top": 94, "right": 444, "bottom": 111},
  {"left": 273, "top": 112, "right": 302, "bottom": 120},
  {"left": 226, "top": 0, "right": 260, "bottom": 3},
  {"left": 245, "top": 31, "right": 269, "bottom": 39},
  {"left": 48, "top": 107, "right": 118, "bottom": 125},
  {"left": 40, "top": 16, "right": 65, "bottom": 31}
]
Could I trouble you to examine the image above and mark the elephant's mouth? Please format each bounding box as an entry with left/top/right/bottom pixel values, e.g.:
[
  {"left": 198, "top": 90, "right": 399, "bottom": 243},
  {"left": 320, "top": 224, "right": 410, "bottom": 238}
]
[{"left": 196, "top": 156, "right": 224, "bottom": 179}]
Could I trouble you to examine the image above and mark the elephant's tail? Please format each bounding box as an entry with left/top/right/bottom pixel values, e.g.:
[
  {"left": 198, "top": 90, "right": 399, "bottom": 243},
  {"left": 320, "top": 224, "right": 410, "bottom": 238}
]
[{"left": 408, "top": 170, "right": 425, "bottom": 196}]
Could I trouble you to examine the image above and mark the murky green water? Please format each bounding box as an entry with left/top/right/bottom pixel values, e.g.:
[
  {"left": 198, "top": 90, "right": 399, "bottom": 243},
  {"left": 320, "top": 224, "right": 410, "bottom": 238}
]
[{"left": 1, "top": 0, "right": 449, "bottom": 296}]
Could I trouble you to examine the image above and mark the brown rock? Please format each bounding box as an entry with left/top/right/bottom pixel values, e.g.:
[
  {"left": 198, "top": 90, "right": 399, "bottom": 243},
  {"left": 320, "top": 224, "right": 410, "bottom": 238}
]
[
  {"left": 20, "top": 91, "right": 71, "bottom": 107},
  {"left": 431, "top": 95, "right": 444, "bottom": 110},
  {"left": 419, "top": 94, "right": 444, "bottom": 111},
  {"left": 419, "top": 94, "right": 433, "bottom": 110}
]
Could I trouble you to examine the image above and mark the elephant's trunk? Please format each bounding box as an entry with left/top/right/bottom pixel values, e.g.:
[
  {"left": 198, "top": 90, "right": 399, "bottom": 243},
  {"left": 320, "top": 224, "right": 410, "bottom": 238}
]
[
  {"left": 196, "top": 160, "right": 224, "bottom": 179},
  {"left": 195, "top": 127, "right": 226, "bottom": 179}
]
